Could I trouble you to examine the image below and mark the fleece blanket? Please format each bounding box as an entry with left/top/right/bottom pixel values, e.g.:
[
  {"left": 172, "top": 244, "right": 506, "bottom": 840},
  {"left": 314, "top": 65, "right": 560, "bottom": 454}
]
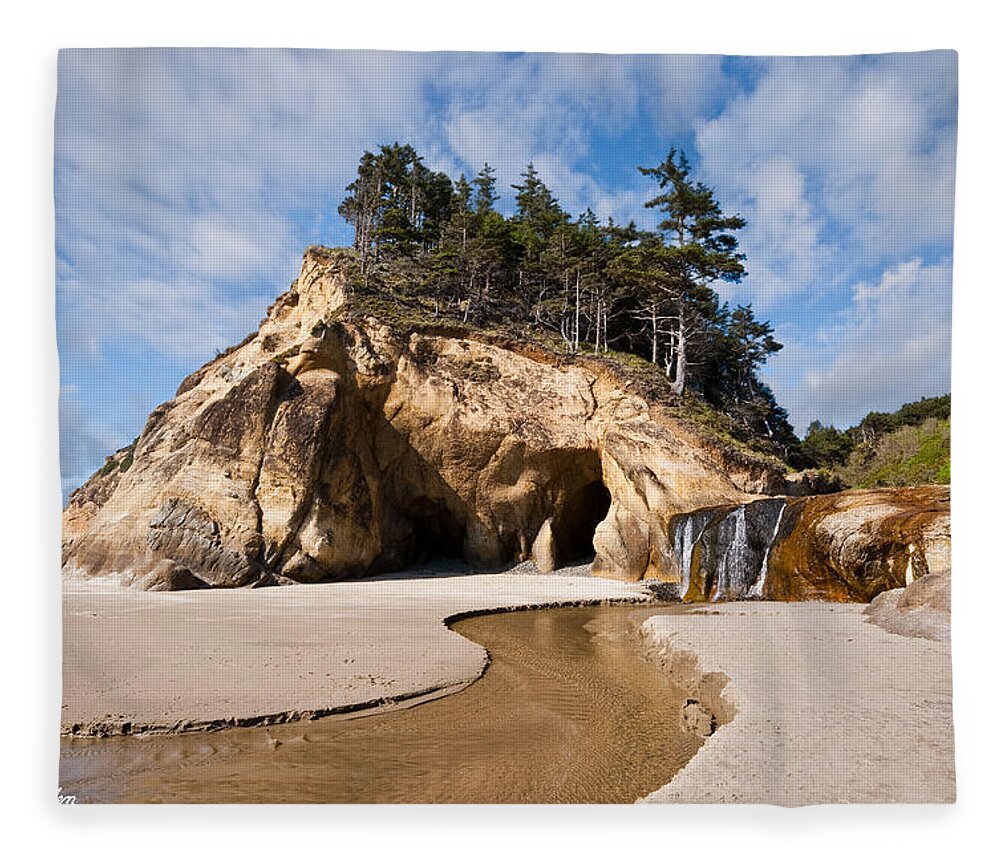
[{"left": 56, "top": 48, "right": 955, "bottom": 804}]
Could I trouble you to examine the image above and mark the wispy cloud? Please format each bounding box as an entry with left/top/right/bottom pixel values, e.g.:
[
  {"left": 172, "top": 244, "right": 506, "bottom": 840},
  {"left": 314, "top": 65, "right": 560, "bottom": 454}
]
[
  {"left": 58, "top": 393, "right": 126, "bottom": 500},
  {"left": 696, "top": 53, "right": 957, "bottom": 309}
]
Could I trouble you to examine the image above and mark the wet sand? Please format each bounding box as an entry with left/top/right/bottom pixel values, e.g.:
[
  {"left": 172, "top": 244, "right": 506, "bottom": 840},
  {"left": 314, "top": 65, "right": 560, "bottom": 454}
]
[
  {"left": 61, "top": 604, "right": 703, "bottom": 803},
  {"left": 62, "top": 572, "right": 955, "bottom": 805}
]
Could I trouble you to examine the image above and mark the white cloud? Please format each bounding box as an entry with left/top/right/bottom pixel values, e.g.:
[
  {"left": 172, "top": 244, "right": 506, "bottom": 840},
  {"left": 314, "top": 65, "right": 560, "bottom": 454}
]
[
  {"left": 719, "top": 155, "right": 829, "bottom": 309},
  {"left": 55, "top": 49, "right": 446, "bottom": 368},
  {"left": 649, "top": 54, "right": 727, "bottom": 134},
  {"left": 59, "top": 394, "right": 126, "bottom": 500},
  {"left": 435, "top": 53, "right": 724, "bottom": 222},
  {"left": 59, "top": 271, "right": 267, "bottom": 364},
  {"left": 695, "top": 52, "right": 957, "bottom": 308},
  {"left": 766, "top": 257, "right": 952, "bottom": 431}
]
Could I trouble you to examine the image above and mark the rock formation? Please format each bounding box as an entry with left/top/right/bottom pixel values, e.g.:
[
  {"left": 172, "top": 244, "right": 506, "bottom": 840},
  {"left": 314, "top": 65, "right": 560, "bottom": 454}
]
[
  {"left": 666, "top": 486, "right": 950, "bottom": 601},
  {"left": 62, "top": 247, "right": 951, "bottom": 599},
  {"left": 864, "top": 568, "right": 951, "bottom": 640},
  {"left": 63, "top": 248, "right": 787, "bottom": 589}
]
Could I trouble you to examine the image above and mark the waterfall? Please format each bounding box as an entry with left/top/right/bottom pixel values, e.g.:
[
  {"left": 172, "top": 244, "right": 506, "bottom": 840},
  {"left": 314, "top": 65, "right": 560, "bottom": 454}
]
[
  {"left": 677, "top": 515, "right": 700, "bottom": 596},
  {"left": 671, "top": 498, "right": 787, "bottom": 602},
  {"left": 748, "top": 502, "right": 786, "bottom": 598},
  {"left": 712, "top": 505, "right": 748, "bottom": 601},
  {"left": 673, "top": 507, "right": 718, "bottom": 599}
]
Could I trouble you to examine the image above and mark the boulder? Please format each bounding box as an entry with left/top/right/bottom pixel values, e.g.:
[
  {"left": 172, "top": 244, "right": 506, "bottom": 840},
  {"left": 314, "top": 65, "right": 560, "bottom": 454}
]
[{"left": 865, "top": 569, "right": 951, "bottom": 640}]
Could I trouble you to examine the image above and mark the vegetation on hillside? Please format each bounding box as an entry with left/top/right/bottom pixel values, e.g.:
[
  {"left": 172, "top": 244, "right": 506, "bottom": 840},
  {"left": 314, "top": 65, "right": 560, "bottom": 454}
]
[
  {"left": 335, "top": 142, "right": 799, "bottom": 461},
  {"left": 800, "top": 395, "right": 951, "bottom": 487}
]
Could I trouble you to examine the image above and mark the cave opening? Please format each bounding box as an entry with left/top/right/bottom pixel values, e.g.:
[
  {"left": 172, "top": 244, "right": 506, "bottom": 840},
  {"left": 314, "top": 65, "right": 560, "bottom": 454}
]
[
  {"left": 552, "top": 479, "right": 613, "bottom": 564},
  {"left": 406, "top": 496, "right": 467, "bottom": 564}
]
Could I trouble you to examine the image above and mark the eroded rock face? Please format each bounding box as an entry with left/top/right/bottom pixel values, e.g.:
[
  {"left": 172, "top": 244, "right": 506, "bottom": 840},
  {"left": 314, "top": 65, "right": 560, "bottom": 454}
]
[
  {"left": 666, "top": 487, "right": 950, "bottom": 602},
  {"left": 63, "top": 247, "right": 782, "bottom": 588}
]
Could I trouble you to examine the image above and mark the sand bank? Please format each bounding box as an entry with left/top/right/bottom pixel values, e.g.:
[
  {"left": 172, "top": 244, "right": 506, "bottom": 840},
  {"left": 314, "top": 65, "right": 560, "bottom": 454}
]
[
  {"left": 62, "top": 570, "right": 648, "bottom": 735},
  {"left": 638, "top": 602, "right": 955, "bottom": 804}
]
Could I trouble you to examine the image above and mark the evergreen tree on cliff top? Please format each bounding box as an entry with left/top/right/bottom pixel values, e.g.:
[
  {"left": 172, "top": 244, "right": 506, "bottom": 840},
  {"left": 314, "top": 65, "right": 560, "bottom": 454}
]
[
  {"left": 511, "top": 162, "right": 567, "bottom": 254},
  {"left": 337, "top": 143, "right": 796, "bottom": 458},
  {"left": 621, "top": 148, "right": 747, "bottom": 395},
  {"left": 473, "top": 163, "right": 499, "bottom": 214}
]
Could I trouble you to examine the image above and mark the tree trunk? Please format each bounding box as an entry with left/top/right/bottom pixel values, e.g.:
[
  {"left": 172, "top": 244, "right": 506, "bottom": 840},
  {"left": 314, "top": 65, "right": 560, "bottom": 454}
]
[
  {"left": 573, "top": 271, "right": 581, "bottom": 354},
  {"left": 670, "top": 308, "right": 687, "bottom": 396},
  {"left": 463, "top": 273, "right": 475, "bottom": 323},
  {"left": 651, "top": 305, "right": 659, "bottom": 366},
  {"left": 593, "top": 298, "right": 602, "bottom": 353}
]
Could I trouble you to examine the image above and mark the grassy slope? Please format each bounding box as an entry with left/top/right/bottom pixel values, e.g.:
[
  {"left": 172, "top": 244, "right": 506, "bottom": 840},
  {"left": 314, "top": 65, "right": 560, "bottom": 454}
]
[{"left": 836, "top": 417, "right": 950, "bottom": 488}]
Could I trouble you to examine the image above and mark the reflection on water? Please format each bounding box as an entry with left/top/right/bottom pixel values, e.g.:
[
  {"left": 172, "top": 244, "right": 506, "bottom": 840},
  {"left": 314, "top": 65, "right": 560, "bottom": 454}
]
[{"left": 60, "top": 604, "right": 702, "bottom": 803}]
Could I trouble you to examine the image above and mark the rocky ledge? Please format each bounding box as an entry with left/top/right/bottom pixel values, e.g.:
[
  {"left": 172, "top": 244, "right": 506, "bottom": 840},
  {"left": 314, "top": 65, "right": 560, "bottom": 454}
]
[{"left": 665, "top": 485, "right": 949, "bottom": 601}]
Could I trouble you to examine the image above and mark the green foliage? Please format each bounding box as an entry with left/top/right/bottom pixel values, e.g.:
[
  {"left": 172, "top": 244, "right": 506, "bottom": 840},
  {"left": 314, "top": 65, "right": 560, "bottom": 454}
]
[
  {"left": 854, "top": 395, "right": 951, "bottom": 442},
  {"left": 849, "top": 418, "right": 951, "bottom": 488},
  {"left": 935, "top": 459, "right": 950, "bottom": 483},
  {"left": 338, "top": 143, "right": 454, "bottom": 273},
  {"left": 473, "top": 163, "right": 499, "bottom": 214},
  {"left": 605, "top": 148, "right": 749, "bottom": 400},
  {"left": 119, "top": 444, "right": 135, "bottom": 472},
  {"left": 802, "top": 396, "right": 951, "bottom": 487},
  {"left": 97, "top": 457, "right": 117, "bottom": 478},
  {"left": 96, "top": 438, "right": 137, "bottom": 478},
  {"left": 801, "top": 421, "right": 855, "bottom": 467},
  {"left": 511, "top": 162, "right": 567, "bottom": 254}
]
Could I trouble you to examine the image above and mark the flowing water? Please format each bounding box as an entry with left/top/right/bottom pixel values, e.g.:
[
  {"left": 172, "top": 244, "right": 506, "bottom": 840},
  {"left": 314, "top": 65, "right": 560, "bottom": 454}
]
[
  {"left": 671, "top": 498, "right": 788, "bottom": 601},
  {"left": 60, "top": 604, "right": 704, "bottom": 804}
]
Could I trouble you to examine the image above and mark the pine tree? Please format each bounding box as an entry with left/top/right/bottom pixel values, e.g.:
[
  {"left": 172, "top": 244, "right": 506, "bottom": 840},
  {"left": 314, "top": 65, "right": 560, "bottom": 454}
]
[
  {"left": 338, "top": 150, "right": 383, "bottom": 277},
  {"left": 511, "top": 162, "right": 566, "bottom": 244},
  {"left": 509, "top": 163, "right": 568, "bottom": 331},
  {"left": 473, "top": 163, "right": 499, "bottom": 215},
  {"left": 635, "top": 148, "right": 747, "bottom": 395}
]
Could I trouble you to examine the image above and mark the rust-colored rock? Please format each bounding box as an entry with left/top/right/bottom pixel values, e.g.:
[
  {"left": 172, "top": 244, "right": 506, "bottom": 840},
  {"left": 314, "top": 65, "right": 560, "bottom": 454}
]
[
  {"left": 764, "top": 486, "right": 949, "bottom": 601},
  {"left": 666, "top": 486, "right": 950, "bottom": 602}
]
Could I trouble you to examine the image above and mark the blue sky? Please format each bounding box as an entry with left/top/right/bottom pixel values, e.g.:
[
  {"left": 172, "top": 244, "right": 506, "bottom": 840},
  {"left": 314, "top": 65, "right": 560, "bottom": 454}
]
[{"left": 55, "top": 49, "right": 956, "bottom": 498}]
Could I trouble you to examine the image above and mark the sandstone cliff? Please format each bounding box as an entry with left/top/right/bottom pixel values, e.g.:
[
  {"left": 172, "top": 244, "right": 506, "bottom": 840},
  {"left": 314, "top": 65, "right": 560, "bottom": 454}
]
[{"left": 63, "top": 247, "right": 792, "bottom": 589}]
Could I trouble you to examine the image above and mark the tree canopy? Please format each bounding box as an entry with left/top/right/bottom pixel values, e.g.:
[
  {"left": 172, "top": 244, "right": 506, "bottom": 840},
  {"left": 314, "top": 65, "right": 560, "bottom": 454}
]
[{"left": 336, "top": 143, "right": 799, "bottom": 456}]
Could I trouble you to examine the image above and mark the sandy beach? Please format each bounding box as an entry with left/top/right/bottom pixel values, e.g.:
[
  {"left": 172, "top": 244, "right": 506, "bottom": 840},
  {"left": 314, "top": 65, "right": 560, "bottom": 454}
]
[
  {"left": 639, "top": 602, "right": 955, "bottom": 804},
  {"left": 62, "top": 568, "right": 649, "bottom": 735},
  {"left": 63, "top": 571, "right": 954, "bottom": 804}
]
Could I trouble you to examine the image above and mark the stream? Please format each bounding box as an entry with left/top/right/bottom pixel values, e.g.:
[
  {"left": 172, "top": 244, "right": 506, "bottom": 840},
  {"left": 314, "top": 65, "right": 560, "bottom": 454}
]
[{"left": 60, "top": 604, "right": 704, "bottom": 803}]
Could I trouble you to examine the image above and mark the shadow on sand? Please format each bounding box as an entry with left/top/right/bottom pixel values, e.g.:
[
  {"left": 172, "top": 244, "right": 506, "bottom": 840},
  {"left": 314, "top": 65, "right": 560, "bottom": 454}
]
[{"left": 365, "top": 556, "right": 597, "bottom": 582}]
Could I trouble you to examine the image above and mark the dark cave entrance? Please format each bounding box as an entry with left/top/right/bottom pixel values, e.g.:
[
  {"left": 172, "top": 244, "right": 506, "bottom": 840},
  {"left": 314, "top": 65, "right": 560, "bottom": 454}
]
[
  {"left": 406, "top": 496, "right": 467, "bottom": 564},
  {"left": 551, "top": 479, "right": 613, "bottom": 564}
]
